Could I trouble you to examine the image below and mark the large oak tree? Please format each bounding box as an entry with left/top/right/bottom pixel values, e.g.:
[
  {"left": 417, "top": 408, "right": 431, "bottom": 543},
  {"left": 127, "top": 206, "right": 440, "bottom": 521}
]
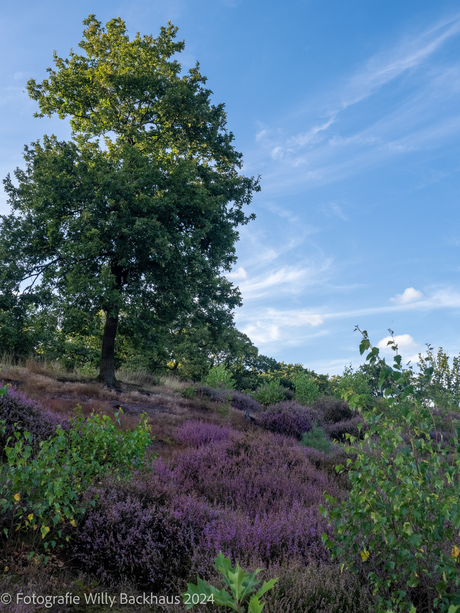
[{"left": 0, "top": 16, "right": 259, "bottom": 387}]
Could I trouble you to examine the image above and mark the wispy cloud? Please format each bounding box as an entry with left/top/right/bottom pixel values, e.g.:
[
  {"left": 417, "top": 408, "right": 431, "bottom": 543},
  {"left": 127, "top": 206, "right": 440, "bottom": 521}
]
[
  {"left": 321, "top": 202, "right": 348, "bottom": 221},
  {"left": 237, "top": 259, "right": 333, "bottom": 300},
  {"left": 271, "top": 117, "right": 336, "bottom": 161},
  {"left": 236, "top": 285, "right": 460, "bottom": 352},
  {"left": 342, "top": 14, "right": 460, "bottom": 108},
  {"left": 248, "top": 12, "right": 460, "bottom": 194},
  {"left": 239, "top": 320, "right": 329, "bottom": 351},
  {"left": 241, "top": 307, "right": 324, "bottom": 327},
  {"left": 322, "top": 287, "right": 460, "bottom": 319}
]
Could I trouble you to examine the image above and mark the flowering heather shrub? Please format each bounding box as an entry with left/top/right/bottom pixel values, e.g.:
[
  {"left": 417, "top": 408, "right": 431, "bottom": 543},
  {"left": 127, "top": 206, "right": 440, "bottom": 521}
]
[
  {"left": 324, "top": 415, "right": 366, "bottom": 442},
  {"left": 0, "top": 600, "right": 37, "bottom": 613},
  {"left": 431, "top": 408, "right": 460, "bottom": 433},
  {"left": 199, "top": 501, "right": 333, "bottom": 568},
  {"left": 179, "top": 431, "right": 338, "bottom": 566},
  {"left": 166, "top": 430, "right": 339, "bottom": 518},
  {"left": 176, "top": 420, "right": 232, "bottom": 447},
  {"left": 267, "top": 400, "right": 322, "bottom": 420},
  {"left": 429, "top": 428, "right": 455, "bottom": 444},
  {"left": 303, "top": 445, "right": 347, "bottom": 474},
  {"left": 312, "top": 395, "right": 355, "bottom": 424},
  {"left": 303, "top": 445, "right": 351, "bottom": 490},
  {"left": 0, "top": 385, "right": 68, "bottom": 456},
  {"left": 260, "top": 401, "right": 316, "bottom": 439},
  {"left": 196, "top": 385, "right": 231, "bottom": 403},
  {"left": 230, "top": 390, "right": 262, "bottom": 414},
  {"left": 70, "top": 430, "right": 339, "bottom": 586},
  {"left": 72, "top": 482, "right": 207, "bottom": 588}
]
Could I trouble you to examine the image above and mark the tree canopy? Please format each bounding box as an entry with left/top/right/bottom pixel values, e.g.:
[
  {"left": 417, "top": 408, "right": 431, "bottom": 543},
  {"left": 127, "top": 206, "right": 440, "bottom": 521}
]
[{"left": 0, "top": 15, "right": 260, "bottom": 386}]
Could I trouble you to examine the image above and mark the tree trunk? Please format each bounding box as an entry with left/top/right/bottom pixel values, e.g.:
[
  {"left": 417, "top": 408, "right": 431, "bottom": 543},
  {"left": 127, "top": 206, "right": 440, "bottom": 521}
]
[{"left": 98, "top": 308, "right": 119, "bottom": 388}]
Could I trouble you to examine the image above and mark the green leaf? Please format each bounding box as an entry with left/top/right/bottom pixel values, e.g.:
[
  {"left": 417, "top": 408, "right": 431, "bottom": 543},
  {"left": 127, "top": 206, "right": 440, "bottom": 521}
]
[
  {"left": 254, "top": 578, "right": 278, "bottom": 600},
  {"left": 248, "top": 596, "right": 265, "bottom": 613},
  {"left": 183, "top": 579, "right": 236, "bottom": 611},
  {"left": 359, "top": 338, "right": 371, "bottom": 355}
]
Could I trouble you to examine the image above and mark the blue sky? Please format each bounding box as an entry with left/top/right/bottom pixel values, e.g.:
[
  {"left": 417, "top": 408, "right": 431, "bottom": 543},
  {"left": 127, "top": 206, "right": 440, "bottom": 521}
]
[{"left": 2, "top": 0, "right": 460, "bottom": 375}]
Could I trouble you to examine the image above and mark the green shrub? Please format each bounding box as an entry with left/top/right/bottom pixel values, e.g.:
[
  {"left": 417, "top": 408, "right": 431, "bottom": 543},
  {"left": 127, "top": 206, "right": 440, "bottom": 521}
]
[
  {"left": 334, "top": 365, "right": 375, "bottom": 410},
  {"left": 0, "top": 410, "right": 152, "bottom": 558},
  {"left": 301, "top": 422, "right": 331, "bottom": 453},
  {"left": 321, "top": 328, "right": 460, "bottom": 613},
  {"left": 202, "top": 365, "right": 236, "bottom": 390},
  {"left": 253, "top": 379, "right": 285, "bottom": 406},
  {"left": 294, "top": 372, "right": 319, "bottom": 405},
  {"left": 181, "top": 386, "right": 198, "bottom": 399}
]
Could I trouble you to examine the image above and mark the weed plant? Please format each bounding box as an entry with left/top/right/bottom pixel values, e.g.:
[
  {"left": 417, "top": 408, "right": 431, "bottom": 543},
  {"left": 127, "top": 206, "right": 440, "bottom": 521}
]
[{"left": 183, "top": 551, "right": 278, "bottom": 612}]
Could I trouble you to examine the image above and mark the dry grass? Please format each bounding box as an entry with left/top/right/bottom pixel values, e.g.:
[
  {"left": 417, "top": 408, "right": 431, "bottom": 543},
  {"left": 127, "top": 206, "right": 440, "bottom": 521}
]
[
  {"left": 116, "top": 369, "right": 160, "bottom": 387},
  {"left": 157, "top": 373, "right": 194, "bottom": 391},
  {"left": 25, "top": 357, "right": 51, "bottom": 375},
  {"left": 116, "top": 369, "right": 195, "bottom": 394}
]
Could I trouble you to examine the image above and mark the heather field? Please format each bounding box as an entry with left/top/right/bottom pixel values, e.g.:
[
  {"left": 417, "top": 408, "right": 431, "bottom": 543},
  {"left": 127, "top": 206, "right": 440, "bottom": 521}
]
[{"left": 0, "top": 351, "right": 459, "bottom": 613}]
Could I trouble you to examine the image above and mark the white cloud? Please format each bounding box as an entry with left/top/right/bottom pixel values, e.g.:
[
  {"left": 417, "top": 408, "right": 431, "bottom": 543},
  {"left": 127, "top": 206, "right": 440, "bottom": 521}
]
[
  {"left": 271, "top": 117, "right": 336, "bottom": 159},
  {"left": 426, "top": 287, "right": 460, "bottom": 307},
  {"left": 270, "top": 146, "right": 284, "bottom": 161},
  {"left": 241, "top": 323, "right": 280, "bottom": 344},
  {"left": 226, "top": 266, "right": 247, "bottom": 280},
  {"left": 13, "top": 71, "right": 27, "bottom": 81},
  {"left": 306, "top": 357, "right": 357, "bottom": 375},
  {"left": 377, "top": 333, "right": 419, "bottom": 352},
  {"left": 239, "top": 267, "right": 310, "bottom": 298},
  {"left": 287, "top": 117, "right": 336, "bottom": 148},
  {"left": 255, "top": 128, "right": 269, "bottom": 142},
  {"left": 391, "top": 287, "right": 424, "bottom": 304}
]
